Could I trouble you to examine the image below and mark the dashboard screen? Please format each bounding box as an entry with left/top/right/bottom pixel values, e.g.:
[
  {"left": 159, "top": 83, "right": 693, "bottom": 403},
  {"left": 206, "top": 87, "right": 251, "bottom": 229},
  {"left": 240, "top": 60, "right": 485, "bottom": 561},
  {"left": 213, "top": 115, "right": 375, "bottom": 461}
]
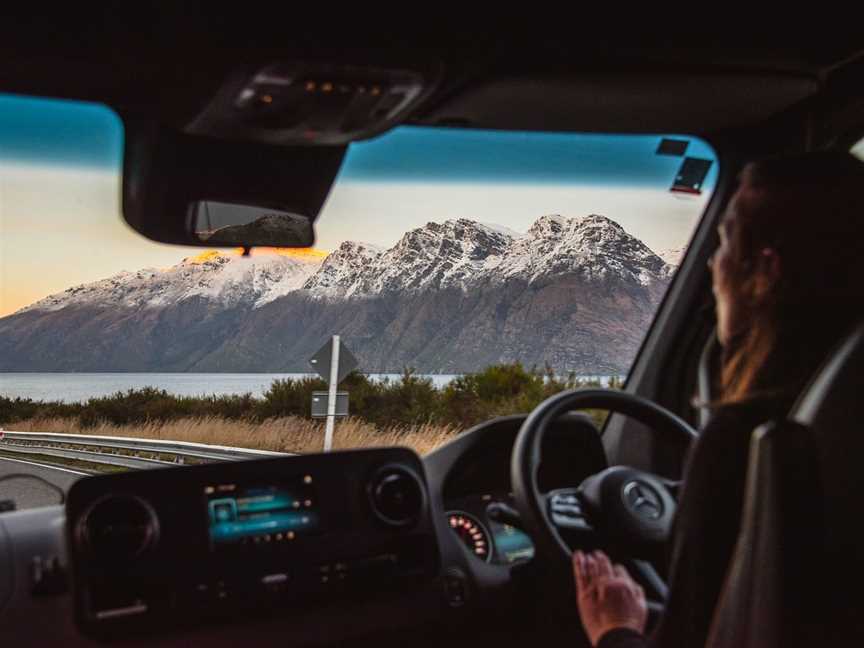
[
  {"left": 205, "top": 475, "right": 319, "bottom": 548},
  {"left": 490, "top": 521, "right": 535, "bottom": 564}
]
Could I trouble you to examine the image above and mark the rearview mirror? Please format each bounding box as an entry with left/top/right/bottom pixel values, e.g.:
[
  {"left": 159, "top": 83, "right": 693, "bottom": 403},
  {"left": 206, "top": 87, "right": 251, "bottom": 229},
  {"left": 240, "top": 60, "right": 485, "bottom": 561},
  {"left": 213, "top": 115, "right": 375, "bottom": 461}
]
[
  {"left": 122, "top": 120, "right": 345, "bottom": 249},
  {"left": 190, "top": 201, "right": 314, "bottom": 247}
]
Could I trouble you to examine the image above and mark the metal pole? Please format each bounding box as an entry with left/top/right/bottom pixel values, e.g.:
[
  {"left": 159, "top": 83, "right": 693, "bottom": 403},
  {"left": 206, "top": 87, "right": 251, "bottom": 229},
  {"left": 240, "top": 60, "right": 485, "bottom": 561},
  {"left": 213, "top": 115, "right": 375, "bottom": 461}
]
[{"left": 323, "top": 335, "right": 340, "bottom": 452}]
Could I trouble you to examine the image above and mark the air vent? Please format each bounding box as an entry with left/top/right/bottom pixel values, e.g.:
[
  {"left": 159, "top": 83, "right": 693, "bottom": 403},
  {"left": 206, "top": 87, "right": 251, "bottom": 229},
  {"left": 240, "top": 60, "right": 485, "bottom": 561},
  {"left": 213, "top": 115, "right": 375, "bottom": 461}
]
[
  {"left": 368, "top": 465, "right": 426, "bottom": 528},
  {"left": 77, "top": 495, "right": 159, "bottom": 562}
]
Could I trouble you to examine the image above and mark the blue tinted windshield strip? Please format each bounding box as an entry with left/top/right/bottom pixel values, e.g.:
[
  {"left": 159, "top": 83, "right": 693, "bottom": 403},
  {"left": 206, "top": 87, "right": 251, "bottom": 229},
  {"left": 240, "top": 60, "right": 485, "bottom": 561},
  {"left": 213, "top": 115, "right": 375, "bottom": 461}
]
[
  {"left": 0, "top": 93, "right": 122, "bottom": 169},
  {"left": 339, "top": 126, "right": 717, "bottom": 191}
]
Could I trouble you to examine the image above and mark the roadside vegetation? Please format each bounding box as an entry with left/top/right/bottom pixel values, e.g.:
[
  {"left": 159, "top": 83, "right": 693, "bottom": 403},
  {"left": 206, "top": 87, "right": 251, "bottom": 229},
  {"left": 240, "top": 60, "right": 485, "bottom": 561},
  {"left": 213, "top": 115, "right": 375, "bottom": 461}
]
[{"left": 0, "top": 364, "right": 621, "bottom": 455}]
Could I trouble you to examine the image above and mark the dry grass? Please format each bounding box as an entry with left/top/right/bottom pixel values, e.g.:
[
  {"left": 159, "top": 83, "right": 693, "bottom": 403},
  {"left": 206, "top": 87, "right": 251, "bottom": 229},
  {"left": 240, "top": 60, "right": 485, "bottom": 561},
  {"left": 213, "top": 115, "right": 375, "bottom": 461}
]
[{"left": 10, "top": 416, "right": 460, "bottom": 456}]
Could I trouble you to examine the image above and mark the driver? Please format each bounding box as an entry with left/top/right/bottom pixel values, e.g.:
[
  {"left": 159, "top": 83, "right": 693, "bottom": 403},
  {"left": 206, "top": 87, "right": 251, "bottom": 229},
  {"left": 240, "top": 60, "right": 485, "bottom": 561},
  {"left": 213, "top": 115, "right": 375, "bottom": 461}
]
[{"left": 572, "top": 152, "right": 864, "bottom": 647}]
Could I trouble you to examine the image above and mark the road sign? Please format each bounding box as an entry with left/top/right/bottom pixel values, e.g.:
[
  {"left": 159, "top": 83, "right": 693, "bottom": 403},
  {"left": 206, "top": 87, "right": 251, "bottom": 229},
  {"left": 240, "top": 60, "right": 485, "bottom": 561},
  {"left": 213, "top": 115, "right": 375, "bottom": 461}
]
[
  {"left": 311, "top": 392, "right": 349, "bottom": 418},
  {"left": 309, "top": 336, "right": 361, "bottom": 452},
  {"left": 309, "top": 339, "right": 358, "bottom": 385}
]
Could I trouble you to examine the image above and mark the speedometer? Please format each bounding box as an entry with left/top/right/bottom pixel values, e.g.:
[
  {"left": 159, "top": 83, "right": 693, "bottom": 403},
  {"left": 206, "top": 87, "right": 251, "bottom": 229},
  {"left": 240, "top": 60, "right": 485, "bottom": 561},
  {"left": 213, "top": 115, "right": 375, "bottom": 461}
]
[{"left": 446, "top": 511, "right": 492, "bottom": 562}]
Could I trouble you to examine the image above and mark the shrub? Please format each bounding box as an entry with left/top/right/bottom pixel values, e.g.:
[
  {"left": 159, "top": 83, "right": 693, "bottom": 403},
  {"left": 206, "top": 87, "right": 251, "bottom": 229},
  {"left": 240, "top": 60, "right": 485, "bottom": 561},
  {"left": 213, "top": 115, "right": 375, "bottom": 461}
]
[
  {"left": 0, "top": 396, "right": 42, "bottom": 424},
  {"left": 255, "top": 376, "right": 327, "bottom": 420},
  {"left": 438, "top": 363, "right": 545, "bottom": 427},
  {"left": 1, "top": 365, "right": 623, "bottom": 433},
  {"left": 357, "top": 369, "right": 441, "bottom": 428}
]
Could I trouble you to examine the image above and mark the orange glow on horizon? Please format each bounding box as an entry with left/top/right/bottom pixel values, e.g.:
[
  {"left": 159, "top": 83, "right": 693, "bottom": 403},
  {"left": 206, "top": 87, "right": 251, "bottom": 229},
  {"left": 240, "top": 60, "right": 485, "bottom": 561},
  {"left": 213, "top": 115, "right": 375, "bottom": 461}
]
[
  {"left": 267, "top": 247, "right": 329, "bottom": 260},
  {"left": 185, "top": 247, "right": 330, "bottom": 264},
  {"left": 186, "top": 250, "right": 230, "bottom": 264}
]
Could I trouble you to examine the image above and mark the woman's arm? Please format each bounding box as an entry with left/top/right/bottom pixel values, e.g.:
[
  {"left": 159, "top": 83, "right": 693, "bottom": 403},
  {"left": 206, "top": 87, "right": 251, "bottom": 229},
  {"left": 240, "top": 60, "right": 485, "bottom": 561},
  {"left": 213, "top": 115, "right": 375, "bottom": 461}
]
[{"left": 574, "top": 402, "right": 780, "bottom": 648}]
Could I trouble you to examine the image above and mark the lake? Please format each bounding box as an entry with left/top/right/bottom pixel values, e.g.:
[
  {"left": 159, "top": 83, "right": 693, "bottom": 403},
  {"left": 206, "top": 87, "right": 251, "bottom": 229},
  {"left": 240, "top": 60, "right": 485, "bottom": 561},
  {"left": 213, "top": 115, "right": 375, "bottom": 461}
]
[
  {"left": 0, "top": 372, "right": 617, "bottom": 403},
  {"left": 0, "top": 373, "right": 461, "bottom": 403}
]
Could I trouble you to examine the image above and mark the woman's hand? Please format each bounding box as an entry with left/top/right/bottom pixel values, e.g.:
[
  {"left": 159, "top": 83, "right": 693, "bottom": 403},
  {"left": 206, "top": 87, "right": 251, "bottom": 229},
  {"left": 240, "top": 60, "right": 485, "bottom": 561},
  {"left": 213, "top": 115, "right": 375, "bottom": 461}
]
[{"left": 573, "top": 550, "right": 647, "bottom": 646}]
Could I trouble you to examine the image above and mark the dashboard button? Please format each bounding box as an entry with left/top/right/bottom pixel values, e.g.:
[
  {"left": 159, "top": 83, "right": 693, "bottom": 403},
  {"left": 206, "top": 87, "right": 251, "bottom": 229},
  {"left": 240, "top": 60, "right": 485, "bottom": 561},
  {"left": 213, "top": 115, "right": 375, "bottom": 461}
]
[
  {"left": 261, "top": 573, "right": 288, "bottom": 585},
  {"left": 443, "top": 567, "right": 469, "bottom": 607}
]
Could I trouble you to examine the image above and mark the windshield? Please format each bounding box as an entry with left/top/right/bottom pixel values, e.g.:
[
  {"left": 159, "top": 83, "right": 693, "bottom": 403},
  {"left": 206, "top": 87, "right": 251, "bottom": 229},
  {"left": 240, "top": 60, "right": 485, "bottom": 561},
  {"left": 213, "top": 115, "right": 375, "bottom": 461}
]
[{"left": 0, "top": 94, "right": 717, "bottom": 508}]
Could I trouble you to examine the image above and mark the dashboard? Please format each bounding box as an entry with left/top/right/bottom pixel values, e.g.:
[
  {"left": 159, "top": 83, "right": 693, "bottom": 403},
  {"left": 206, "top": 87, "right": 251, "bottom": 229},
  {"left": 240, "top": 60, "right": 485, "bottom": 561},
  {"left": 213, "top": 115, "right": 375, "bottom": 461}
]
[{"left": 0, "top": 413, "right": 607, "bottom": 646}]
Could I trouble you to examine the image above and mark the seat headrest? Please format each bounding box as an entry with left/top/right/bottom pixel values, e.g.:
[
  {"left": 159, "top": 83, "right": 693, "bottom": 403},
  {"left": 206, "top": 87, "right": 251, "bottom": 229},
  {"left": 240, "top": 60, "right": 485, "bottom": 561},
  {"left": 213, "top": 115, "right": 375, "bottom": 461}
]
[{"left": 792, "top": 322, "right": 864, "bottom": 430}]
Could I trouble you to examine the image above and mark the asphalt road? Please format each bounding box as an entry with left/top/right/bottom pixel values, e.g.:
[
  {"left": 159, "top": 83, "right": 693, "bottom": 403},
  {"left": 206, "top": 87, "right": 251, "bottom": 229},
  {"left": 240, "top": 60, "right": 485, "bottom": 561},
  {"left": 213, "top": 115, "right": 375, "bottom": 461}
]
[{"left": 0, "top": 457, "right": 87, "bottom": 511}]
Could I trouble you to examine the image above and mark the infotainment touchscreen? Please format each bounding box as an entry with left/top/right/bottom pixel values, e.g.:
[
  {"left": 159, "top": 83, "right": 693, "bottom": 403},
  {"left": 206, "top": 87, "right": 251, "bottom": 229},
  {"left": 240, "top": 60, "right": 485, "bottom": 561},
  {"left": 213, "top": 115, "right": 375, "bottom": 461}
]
[{"left": 205, "top": 474, "right": 320, "bottom": 548}]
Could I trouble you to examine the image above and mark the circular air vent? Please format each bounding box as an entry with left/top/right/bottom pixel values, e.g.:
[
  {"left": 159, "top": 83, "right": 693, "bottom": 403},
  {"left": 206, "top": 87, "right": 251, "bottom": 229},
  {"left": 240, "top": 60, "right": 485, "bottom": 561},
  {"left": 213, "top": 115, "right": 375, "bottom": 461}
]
[
  {"left": 77, "top": 495, "right": 159, "bottom": 562},
  {"left": 368, "top": 465, "right": 426, "bottom": 527}
]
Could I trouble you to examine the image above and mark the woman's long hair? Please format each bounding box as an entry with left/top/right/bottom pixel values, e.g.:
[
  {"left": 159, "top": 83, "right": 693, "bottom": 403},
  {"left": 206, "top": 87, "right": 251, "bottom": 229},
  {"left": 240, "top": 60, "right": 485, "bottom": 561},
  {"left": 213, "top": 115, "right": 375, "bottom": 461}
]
[{"left": 719, "top": 152, "right": 864, "bottom": 403}]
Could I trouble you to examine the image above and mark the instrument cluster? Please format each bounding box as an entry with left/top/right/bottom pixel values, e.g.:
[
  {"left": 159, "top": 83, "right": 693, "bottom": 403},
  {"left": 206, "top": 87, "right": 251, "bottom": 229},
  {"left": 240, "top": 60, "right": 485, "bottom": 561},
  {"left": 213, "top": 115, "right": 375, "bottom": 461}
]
[{"left": 445, "top": 494, "right": 534, "bottom": 566}]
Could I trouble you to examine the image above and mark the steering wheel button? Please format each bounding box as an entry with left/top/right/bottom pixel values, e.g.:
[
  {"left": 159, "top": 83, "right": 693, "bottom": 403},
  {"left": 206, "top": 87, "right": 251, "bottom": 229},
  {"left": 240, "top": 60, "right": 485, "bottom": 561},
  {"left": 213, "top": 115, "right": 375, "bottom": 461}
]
[
  {"left": 552, "top": 514, "right": 591, "bottom": 530},
  {"left": 552, "top": 504, "right": 582, "bottom": 517}
]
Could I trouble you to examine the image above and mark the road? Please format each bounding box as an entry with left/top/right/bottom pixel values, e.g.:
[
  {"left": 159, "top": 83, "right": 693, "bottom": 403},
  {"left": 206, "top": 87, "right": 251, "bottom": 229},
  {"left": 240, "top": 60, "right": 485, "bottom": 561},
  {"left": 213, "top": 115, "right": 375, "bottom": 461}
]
[{"left": 0, "top": 457, "right": 87, "bottom": 510}]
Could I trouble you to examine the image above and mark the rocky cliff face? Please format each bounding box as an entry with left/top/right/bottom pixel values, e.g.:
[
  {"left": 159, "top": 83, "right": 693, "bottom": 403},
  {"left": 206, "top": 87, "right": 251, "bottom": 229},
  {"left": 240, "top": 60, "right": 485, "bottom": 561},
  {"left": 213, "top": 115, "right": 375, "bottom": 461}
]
[{"left": 0, "top": 215, "right": 674, "bottom": 374}]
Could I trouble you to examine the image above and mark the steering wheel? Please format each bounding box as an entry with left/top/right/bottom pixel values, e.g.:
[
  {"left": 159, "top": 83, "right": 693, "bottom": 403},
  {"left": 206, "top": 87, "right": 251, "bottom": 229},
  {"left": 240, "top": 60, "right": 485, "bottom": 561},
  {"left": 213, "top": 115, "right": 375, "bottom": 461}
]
[{"left": 510, "top": 389, "right": 697, "bottom": 611}]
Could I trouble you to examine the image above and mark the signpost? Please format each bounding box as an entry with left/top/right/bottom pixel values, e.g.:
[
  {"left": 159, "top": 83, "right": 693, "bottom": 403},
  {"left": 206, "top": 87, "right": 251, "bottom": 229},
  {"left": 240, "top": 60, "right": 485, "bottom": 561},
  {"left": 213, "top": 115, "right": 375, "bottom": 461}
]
[{"left": 309, "top": 336, "right": 358, "bottom": 452}]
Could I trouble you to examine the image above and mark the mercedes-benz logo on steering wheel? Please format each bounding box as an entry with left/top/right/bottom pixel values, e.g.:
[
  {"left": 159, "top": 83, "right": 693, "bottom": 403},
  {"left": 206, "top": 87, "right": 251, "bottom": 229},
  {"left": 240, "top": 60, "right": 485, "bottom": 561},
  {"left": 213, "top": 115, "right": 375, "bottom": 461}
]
[{"left": 622, "top": 481, "right": 664, "bottom": 520}]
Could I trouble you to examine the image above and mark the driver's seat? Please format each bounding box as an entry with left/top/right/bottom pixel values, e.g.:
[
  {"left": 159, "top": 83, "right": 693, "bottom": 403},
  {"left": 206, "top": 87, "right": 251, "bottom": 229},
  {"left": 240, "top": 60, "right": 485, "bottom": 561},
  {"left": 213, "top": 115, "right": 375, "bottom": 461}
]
[{"left": 705, "top": 323, "right": 864, "bottom": 648}]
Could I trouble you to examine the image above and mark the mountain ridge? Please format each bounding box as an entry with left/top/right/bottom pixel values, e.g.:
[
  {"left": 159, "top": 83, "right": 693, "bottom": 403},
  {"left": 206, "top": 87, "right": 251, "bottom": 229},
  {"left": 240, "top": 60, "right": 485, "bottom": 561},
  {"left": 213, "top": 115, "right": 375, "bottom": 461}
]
[
  {"left": 1, "top": 214, "right": 676, "bottom": 374},
  {"left": 16, "top": 214, "right": 671, "bottom": 313}
]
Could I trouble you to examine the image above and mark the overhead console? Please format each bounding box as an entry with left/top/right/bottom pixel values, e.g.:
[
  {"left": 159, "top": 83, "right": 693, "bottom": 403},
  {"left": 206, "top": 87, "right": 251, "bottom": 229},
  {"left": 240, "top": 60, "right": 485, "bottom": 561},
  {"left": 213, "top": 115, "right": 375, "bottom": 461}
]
[
  {"left": 186, "top": 61, "right": 435, "bottom": 145},
  {"left": 66, "top": 448, "right": 439, "bottom": 641}
]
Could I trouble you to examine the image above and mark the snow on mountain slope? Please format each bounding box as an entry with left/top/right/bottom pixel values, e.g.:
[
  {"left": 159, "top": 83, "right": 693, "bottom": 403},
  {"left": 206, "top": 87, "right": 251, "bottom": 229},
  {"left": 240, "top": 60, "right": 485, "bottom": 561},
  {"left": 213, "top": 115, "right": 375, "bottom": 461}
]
[
  {"left": 495, "top": 214, "right": 668, "bottom": 287},
  {"left": 182, "top": 250, "right": 323, "bottom": 306},
  {"left": 363, "top": 218, "right": 513, "bottom": 293},
  {"left": 21, "top": 249, "right": 324, "bottom": 313},
  {"left": 304, "top": 214, "right": 670, "bottom": 298},
  {"left": 301, "top": 241, "right": 385, "bottom": 297}
]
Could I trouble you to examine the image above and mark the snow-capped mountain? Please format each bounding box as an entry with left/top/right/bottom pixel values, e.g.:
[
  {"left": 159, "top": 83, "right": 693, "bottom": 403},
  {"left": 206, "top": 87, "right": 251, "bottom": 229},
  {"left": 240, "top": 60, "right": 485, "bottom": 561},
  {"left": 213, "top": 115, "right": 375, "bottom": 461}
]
[
  {"left": 21, "top": 249, "right": 325, "bottom": 313},
  {"left": 0, "top": 215, "right": 677, "bottom": 374},
  {"left": 302, "top": 215, "right": 669, "bottom": 299},
  {"left": 17, "top": 214, "right": 670, "bottom": 312},
  {"left": 493, "top": 214, "right": 667, "bottom": 286},
  {"left": 303, "top": 219, "right": 514, "bottom": 297},
  {"left": 301, "top": 241, "right": 385, "bottom": 298}
]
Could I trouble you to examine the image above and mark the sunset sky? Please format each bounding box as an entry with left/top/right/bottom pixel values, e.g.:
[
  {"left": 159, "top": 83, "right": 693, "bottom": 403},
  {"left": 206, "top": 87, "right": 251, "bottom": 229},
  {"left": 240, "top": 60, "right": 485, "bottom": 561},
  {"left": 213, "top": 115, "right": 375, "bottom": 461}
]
[{"left": 0, "top": 94, "right": 718, "bottom": 317}]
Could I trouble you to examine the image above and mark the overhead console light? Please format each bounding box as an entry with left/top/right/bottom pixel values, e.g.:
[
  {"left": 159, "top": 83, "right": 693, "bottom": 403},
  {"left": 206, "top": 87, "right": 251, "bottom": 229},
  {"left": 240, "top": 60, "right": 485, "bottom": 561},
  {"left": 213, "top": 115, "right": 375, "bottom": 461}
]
[{"left": 187, "top": 62, "right": 429, "bottom": 145}]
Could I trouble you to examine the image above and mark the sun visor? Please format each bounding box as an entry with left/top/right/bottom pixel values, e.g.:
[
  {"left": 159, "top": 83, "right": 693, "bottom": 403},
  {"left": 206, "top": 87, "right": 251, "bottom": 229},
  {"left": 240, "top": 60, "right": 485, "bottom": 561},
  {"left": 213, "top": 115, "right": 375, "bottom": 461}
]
[
  {"left": 419, "top": 73, "right": 818, "bottom": 133},
  {"left": 121, "top": 119, "right": 346, "bottom": 248}
]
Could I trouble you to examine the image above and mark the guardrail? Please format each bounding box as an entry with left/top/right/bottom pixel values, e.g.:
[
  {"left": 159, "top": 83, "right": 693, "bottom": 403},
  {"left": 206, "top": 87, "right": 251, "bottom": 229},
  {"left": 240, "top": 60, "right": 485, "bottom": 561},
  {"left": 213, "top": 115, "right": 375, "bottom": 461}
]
[{"left": 0, "top": 430, "right": 287, "bottom": 471}]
